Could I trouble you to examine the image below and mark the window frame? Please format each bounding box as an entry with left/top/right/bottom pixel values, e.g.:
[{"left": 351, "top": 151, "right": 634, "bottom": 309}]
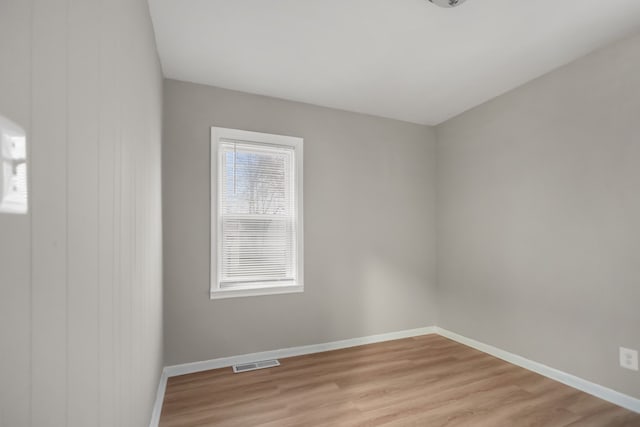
[{"left": 210, "top": 127, "right": 304, "bottom": 300}]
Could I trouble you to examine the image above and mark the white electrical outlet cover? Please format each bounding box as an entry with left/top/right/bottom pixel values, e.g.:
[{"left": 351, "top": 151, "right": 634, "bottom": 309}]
[{"left": 619, "top": 347, "right": 639, "bottom": 371}]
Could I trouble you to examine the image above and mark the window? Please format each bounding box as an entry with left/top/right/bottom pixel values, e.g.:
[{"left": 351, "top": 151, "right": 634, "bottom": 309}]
[{"left": 211, "top": 127, "right": 303, "bottom": 299}]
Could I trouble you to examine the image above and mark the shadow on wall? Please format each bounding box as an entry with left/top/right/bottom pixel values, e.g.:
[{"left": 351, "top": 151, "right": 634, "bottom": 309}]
[
  {"left": 361, "top": 252, "right": 431, "bottom": 330},
  {"left": 309, "top": 247, "right": 433, "bottom": 343}
]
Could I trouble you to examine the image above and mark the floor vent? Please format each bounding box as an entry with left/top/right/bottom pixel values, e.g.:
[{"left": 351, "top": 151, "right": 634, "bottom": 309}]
[{"left": 233, "top": 359, "right": 280, "bottom": 373}]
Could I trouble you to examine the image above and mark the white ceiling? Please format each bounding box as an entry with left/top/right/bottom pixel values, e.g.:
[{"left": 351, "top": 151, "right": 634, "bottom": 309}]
[{"left": 149, "top": 0, "right": 640, "bottom": 125}]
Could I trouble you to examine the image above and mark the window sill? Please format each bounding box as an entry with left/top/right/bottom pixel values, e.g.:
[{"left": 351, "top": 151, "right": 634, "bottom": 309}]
[{"left": 210, "top": 283, "right": 304, "bottom": 300}]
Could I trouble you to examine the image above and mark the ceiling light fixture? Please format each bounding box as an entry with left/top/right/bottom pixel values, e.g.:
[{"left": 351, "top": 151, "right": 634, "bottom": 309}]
[{"left": 429, "top": 0, "right": 468, "bottom": 8}]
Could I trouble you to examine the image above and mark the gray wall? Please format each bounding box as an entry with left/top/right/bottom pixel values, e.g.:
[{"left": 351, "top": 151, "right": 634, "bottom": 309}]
[
  {"left": 437, "top": 33, "right": 640, "bottom": 399},
  {"left": 163, "top": 79, "right": 438, "bottom": 365},
  {"left": 0, "top": 0, "right": 163, "bottom": 426}
]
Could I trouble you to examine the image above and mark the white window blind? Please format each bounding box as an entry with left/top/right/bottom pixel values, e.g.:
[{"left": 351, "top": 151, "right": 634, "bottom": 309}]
[{"left": 212, "top": 128, "right": 303, "bottom": 299}]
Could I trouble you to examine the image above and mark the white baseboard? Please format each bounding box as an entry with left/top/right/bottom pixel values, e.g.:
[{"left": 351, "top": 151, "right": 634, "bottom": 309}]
[
  {"left": 150, "top": 325, "right": 640, "bottom": 426},
  {"left": 436, "top": 327, "right": 640, "bottom": 414},
  {"left": 164, "top": 326, "right": 437, "bottom": 377},
  {"left": 149, "top": 370, "right": 168, "bottom": 427}
]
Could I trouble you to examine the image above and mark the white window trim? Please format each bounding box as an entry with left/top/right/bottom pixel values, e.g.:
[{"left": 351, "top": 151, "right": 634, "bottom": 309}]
[{"left": 210, "top": 127, "right": 304, "bottom": 300}]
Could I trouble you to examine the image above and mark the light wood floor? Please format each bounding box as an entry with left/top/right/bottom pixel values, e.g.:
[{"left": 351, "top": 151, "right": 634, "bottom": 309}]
[{"left": 160, "top": 334, "right": 640, "bottom": 426}]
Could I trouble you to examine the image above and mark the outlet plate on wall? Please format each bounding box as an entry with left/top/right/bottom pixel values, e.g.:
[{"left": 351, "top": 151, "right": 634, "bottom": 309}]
[{"left": 619, "top": 347, "right": 638, "bottom": 371}]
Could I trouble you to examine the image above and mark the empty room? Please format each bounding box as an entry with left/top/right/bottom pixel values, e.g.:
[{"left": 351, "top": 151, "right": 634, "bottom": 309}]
[{"left": 2, "top": 0, "right": 640, "bottom": 426}]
